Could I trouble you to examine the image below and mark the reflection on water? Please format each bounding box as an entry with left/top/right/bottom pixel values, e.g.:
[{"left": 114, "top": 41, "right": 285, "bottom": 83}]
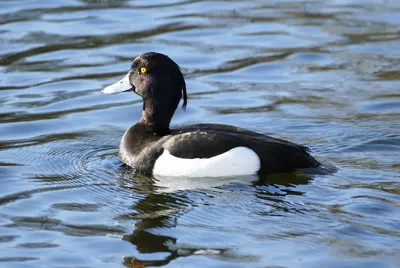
[{"left": 0, "top": 0, "right": 399, "bottom": 267}]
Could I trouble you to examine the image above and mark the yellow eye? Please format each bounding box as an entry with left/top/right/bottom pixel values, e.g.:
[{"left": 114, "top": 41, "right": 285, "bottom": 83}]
[{"left": 140, "top": 67, "right": 147, "bottom": 73}]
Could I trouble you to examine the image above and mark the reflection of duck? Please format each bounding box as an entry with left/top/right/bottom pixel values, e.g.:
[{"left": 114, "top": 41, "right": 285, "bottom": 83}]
[
  {"left": 118, "top": 168, "right": 313, "bottom": 266},
  {"left": 103, "top": 52, "right": 320, "bottom": 177}
]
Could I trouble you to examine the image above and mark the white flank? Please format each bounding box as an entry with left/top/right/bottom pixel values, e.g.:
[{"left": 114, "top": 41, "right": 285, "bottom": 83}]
[{"left": 153, "top": 146, "right": 260, "bottom": 177}]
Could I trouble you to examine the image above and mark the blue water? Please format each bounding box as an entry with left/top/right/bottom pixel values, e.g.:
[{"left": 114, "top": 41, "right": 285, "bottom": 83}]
[{"left": 0, "top": 1, "right": 399, "bottom": 267}]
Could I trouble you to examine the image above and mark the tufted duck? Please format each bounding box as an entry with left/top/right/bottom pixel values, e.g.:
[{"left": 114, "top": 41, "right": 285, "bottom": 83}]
[{"left": 102, "top": 52, "right": 320, "bottom": 177}]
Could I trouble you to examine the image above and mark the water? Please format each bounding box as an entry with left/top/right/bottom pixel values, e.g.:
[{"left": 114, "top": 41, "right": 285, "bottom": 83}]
[{"left": 1, "top": 0, "right": 399, "bottom": 267}]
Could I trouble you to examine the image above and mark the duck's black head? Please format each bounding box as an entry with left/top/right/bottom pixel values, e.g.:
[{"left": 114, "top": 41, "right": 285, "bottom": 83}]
[{"left": 102, "top": 52, "right": 187, "bottom": 134}]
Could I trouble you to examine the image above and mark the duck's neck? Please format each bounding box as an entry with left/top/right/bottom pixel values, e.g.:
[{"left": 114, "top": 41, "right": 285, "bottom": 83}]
[
  {"left": 139, "top": 112, "right": 170, "bottom": 137},
  {"left": 139, "top": 99, "right": 176, "bottom": 136}
]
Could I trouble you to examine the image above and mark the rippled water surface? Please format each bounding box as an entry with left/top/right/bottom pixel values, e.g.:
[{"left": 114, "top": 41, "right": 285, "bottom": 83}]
[{"left": 1, "top": 0, "right": 399, "bottom": 267}]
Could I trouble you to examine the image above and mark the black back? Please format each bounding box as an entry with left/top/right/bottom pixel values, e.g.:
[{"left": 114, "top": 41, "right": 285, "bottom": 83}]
[{"left": 120, "top": 123, "right": 320, "bottom": 175}]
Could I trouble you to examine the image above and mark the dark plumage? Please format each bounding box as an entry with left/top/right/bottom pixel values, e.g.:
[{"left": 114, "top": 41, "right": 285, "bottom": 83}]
[{"left": 102, "top": 52, "right": 320, "bottom": 176}]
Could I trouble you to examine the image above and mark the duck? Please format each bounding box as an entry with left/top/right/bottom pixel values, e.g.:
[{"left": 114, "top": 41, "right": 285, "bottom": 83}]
[{"left": 102, "top": 52, "right": 320, "bottom": 177}]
